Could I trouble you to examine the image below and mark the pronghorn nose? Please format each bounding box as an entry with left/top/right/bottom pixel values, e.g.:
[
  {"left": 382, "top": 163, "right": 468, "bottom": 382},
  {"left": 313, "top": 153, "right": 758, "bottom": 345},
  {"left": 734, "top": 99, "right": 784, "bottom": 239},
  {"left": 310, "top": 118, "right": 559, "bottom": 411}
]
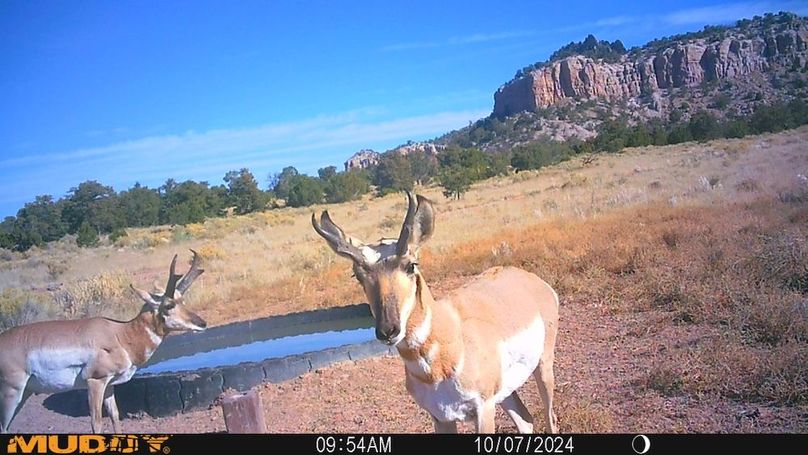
[
  {"left": 193, "top": 315, "right": 208, "bottom": 330},
  {"left": 376, "top": 325, "right": 400, "bottom": 343}
]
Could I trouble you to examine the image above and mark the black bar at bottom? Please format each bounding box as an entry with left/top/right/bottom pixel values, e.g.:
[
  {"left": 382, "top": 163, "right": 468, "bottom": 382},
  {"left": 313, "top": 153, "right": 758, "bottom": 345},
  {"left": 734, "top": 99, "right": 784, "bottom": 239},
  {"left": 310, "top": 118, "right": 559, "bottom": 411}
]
[{"left": 3, "top": 434, "right": 805, "bottom": 455}]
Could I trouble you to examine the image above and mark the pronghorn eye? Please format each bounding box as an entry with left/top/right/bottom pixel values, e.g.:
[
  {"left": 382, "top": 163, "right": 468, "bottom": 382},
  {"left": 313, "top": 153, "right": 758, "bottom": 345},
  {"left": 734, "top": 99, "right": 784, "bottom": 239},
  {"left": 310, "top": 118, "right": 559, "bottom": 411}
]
[{"left": 405, "top": 262, "right": 418, "bottom": 275}]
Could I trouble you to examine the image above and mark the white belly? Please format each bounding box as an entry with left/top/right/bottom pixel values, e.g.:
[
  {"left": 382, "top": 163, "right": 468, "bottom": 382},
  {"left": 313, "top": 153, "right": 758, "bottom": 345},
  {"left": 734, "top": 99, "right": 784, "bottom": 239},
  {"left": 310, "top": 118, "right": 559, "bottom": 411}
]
[
  {"left": 408, "top": 374, "right": 481, "bottom": 423},
  {"left": 493, "top": 316, "right": 545, "bottom": 403},
  {"left": 26, "top": 348, "right": 95, "bottom": 393},
  {"left": 406, "top": 317, "right": 545, "bottom": 423}
]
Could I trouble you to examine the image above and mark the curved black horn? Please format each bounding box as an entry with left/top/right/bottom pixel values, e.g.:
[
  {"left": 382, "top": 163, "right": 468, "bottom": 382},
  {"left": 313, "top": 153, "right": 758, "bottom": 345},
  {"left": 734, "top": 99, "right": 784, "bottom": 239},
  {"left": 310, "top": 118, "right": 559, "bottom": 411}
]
[
  {"left": 176, "top": 249, "right": 205, "bottom": 296},
  {"left": 312, "top": 211, "right": 367, "bottom": 265},
  {"left": 396, "top": 190, "right": 418, "bottom": 256},
  {"left": 163, "top": 254, "right": 183, "bottom": 301}
]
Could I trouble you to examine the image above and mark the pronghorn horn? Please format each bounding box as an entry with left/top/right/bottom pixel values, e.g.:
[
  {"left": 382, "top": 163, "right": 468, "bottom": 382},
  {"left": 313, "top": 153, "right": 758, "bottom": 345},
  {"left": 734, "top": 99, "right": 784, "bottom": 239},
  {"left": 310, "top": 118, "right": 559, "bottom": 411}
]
[
  {"left": 397, "top": 191, "right": 434, "bottom": 257},
  {"left": 312, "top": 211, "right": 367, "bottom": 266},
  {"left": 396, "top": 191, "right": 418, "bottom": 256},
  {"left": 176, "top": 249, "right": 204, "bottom": 296},
  {"left": 163, "top": 254, "right": 183, "bottom": 302}
]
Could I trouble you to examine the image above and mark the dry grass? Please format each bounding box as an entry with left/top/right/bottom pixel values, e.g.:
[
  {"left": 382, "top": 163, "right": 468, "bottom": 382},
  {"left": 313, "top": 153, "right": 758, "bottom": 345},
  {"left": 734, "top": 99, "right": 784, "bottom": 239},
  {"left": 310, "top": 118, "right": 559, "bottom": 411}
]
[
  {"left": 2, "top": 128, "right": 805, "bottom": 325},
  {"left": 2, "top": 127, "right": 808, "bottom": 432}
]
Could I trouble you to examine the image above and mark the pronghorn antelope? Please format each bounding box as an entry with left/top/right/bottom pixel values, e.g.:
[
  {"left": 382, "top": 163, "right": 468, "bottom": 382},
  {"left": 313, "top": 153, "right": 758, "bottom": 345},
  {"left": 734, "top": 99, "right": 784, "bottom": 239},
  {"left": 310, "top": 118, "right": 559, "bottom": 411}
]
[
  {"left": 312, "top": 192, "right": 560, "bottom": 433},
  {"left": 0, "top": 251, "right": 207, "bottom": 433}
]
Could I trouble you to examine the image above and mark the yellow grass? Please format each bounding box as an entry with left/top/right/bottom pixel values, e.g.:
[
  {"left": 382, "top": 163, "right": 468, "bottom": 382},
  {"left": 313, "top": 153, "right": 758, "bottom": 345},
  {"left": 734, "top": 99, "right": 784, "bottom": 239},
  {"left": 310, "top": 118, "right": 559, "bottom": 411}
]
[{"left": 1, "top": 127, "right": 806, "bottom": 330}]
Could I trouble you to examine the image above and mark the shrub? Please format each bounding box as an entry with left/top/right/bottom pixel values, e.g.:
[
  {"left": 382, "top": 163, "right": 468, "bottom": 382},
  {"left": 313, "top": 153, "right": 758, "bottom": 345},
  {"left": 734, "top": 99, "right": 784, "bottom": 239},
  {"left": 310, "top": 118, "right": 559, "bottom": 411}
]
[
  {"left": 109, "top": 227, "right": 128, "bottom": 243},
  {"left": 0, "top": 289, "right": 58, "bottom": 330},
  {"left": 76, "top": 221, "right": 99, "bottom": 248}
]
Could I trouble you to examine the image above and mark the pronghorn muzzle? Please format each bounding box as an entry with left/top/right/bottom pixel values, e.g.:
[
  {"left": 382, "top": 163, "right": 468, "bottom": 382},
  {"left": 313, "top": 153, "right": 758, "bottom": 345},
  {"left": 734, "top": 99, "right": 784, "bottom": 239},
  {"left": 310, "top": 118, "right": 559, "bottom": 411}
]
[{"left": 375, "top": 305, "right": 401, "bottom": 345}]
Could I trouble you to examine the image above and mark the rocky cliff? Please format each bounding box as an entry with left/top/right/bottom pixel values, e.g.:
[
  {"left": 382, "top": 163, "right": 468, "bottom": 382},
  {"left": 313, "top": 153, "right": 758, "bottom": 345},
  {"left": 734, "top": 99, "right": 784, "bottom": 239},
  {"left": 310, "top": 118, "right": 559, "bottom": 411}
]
[
  {"left": 390, "top": 142, "right": 445, "bottom": 156},
  {"left": 494, "top": 15, "right": 808, "bottom": 117},
  {"left": 344, "top": 149, "right": 380, "bottom": 171}
]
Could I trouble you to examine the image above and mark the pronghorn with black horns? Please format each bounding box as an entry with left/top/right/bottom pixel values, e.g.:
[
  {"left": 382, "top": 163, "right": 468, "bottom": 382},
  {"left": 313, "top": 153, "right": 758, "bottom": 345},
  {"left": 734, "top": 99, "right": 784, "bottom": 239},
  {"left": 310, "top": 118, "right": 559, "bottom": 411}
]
[
  {"left": 312, "top": 192, "right": 560, "bottom": 433},
  {"left": 0, "top": 251, "right": 207, "bottom": 433}
]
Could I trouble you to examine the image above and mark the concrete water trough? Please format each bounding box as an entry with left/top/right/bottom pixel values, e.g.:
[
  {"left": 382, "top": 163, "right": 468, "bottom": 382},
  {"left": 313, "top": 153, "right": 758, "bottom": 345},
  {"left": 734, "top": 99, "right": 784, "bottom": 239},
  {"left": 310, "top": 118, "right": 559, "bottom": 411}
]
[{"left": 44, "top": 304, "right": 394, "bottom": 418}]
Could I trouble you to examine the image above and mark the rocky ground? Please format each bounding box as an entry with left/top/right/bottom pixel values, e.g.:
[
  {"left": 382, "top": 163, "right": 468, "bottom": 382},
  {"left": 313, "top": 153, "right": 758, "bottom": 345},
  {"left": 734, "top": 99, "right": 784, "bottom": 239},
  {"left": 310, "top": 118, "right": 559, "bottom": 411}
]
[{"left": 10, "top": 299, "right": 807, "bottom": 434}]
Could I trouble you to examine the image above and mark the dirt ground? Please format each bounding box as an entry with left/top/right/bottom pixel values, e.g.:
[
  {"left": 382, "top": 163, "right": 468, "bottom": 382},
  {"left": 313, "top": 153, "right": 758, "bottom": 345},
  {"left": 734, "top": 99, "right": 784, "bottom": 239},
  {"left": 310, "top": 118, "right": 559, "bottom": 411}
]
[{"left": 10, "top": 299, "right": 807, "bottom": 434}]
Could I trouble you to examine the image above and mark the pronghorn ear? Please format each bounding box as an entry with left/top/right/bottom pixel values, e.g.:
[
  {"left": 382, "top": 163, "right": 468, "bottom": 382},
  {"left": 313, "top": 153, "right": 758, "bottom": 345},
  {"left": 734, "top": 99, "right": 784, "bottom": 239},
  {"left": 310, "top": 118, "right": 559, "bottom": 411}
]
[
  {"left": 130, "top": 284, "right": 161, "bottom": 307},
  {"left": 397, "top": 192, "right": 435, "bottom": 257}
]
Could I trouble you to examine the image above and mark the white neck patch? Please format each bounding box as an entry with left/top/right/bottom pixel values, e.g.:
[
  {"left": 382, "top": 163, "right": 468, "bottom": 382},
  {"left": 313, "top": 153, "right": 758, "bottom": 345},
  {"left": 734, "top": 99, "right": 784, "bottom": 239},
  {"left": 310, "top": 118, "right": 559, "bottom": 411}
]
[
  {"left": 145, "top": 324, "right": 163, "bottom": 346},
  {"left": 407, "top": 304, "right": 432, "bottom": 348}
]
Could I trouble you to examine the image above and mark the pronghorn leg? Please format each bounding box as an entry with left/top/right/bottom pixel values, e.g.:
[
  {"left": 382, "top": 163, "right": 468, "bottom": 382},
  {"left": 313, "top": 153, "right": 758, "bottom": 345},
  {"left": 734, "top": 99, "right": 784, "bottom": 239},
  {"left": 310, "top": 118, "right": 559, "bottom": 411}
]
[
  {"left": 475, "top": 400, "right": 496, "bottom": 433},
  {"left": 533, "top": 356, "right": 559, "bottom": 433},
  {"left": 500, "top": 392, "right": 534, "bottom": 433},
  {"left": 10, "top": 388, "right": 33, "bottom": 430},
  {"left": 0, "top": 376, "right": 29, "bottom": 433},
  {"left": 431, "top": 417, "right": 458, "bottom": 433},
  {"left": 87, "top": 378, "right": 111, "bottom": 434},
  {"left": 103, "top": 385, "right": 121, "bottom": 433},
  {"left": 0, "top": 385, "right": 22, "bottom": 434}
]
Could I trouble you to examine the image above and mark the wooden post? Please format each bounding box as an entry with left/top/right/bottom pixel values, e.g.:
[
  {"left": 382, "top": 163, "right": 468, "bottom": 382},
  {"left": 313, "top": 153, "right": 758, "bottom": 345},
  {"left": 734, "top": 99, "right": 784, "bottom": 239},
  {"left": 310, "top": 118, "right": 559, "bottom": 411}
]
[{"left": 220, "top": 389, "right": 267, "bottom": 433}]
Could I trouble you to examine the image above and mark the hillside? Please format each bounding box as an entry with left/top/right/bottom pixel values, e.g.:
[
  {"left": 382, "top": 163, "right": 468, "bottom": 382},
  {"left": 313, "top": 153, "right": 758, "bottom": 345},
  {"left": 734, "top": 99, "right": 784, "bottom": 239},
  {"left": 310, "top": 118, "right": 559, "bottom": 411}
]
[
  {"left": 4, "top": 128, "right": 808, "bottom": 433},
  {"left": 439, "top": 12, "right": 808, "bottom": 150}
]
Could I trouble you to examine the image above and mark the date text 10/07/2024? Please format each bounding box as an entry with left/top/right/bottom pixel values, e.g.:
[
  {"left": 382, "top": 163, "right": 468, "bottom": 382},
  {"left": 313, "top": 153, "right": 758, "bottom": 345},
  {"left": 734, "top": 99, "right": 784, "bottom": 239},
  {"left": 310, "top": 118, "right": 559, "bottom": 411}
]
[{"left": 313, "top": 435, "right": 576, "bottom": 454}]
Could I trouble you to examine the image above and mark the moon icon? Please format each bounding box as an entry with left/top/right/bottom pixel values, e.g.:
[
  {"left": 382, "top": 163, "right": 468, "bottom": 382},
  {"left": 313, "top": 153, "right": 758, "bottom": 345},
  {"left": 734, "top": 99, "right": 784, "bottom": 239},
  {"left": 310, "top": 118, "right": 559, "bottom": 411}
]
[{"left": 631, "top": 434, "right": 651, "bottom": 454}]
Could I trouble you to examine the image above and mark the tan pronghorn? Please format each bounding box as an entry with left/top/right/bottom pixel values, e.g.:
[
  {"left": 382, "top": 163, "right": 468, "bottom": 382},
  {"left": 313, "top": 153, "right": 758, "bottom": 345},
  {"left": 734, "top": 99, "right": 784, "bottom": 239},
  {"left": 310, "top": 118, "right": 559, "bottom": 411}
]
[
  {"left": 312, "top": 192, "right": 560, "bottom": 433},
  {"left": 0, "top": 251, "right": 207, "bottom": 433}
]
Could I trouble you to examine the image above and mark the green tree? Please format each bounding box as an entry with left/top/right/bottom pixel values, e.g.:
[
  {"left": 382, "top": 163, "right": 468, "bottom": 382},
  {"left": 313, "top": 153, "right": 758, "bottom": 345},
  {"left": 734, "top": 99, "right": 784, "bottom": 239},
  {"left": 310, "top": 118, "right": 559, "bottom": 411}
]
[
  {"left": 439, "top": 166, "right": 473, "bottom": 200},
  {"left": 438, "top": 146, "right": 491, "bottom": 180},
  {"left": 593, "top": 119, "right": 631, "bottom": 152},
  {"left": 224, "top": 168, "right": 266, "bottom": 215},
  {"left": 488, "top": 153, "right": 511, "bottom": 177},
  {"left": 688, "top": 110, "right": 720, "bottom": 141},
  {"left": 407, "top": 152, "right": 438, "bottom": 186},
  {"left": 317, "top": 166, "right": 338, "bottom": 181},
  {"left": 160, "top": 180, "right": 221, "bottom": 225},
  {"left": 324, "top": 171, "right": 371, "bottom": 203},
  {"left": 650, "top": 123, "right": 668, "bottom": 146},
  {"left": 511, "top": 142, "right": 572, "bottom": 171},
  {"left": 285, "top": 175, "right": 324, "bottom": 207},
  {"left": 270, "top": 166, "right": 300, "bottom": 200},
  {"left": 667, "top": 124, "right": 693, "bottom": 144},
  {"left": 13, "top": 195, "right": 66, "bottom": 249},
  {"left": 723, "top": 119, "right": 750, "bottom": 138},
  {"left": 118, "top": 183, "right": 160, "bottom": 227},
  {"left": 76, "top": 221, "right": 99, "bottom": 248},
  {"left": 61, "top": 181, "right": 123, "bottom": 234},
  {"left": 626, "top": 124, "right": 652, "bottom": 148},
  {"left": 0, "top": 217, "right": 15, "bottom": 250},
  {"left": 374, "top": 153, "right": 413, "bottom": 194}
]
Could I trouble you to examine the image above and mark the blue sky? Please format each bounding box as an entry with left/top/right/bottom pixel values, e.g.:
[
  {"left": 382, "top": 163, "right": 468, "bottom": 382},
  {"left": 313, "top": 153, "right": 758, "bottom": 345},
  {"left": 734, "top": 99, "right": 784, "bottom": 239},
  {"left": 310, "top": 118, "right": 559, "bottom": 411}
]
[{"left": 2, "top": 0, "right": 806, "bottom": 217}]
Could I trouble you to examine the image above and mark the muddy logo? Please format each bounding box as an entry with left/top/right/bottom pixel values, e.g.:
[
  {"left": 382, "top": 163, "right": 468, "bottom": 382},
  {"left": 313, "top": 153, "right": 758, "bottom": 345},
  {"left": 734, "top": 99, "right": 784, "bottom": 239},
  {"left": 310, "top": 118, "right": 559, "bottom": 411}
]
[{"left": 6, "top": 435, "right": 171, "bottom": 454}]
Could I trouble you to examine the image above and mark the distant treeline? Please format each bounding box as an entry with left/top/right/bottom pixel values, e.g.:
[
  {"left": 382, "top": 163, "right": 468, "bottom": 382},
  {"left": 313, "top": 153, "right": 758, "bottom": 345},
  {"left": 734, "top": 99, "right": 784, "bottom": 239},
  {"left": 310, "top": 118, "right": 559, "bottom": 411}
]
[
  {"left": 444, "top": 98, "right": 808, "bottom": 188},
  {"left": 2, "top": 99, "right": 807, "bottom": 252},
  {"left": 515, "top": 34, "right": 627, "bottom": 78},
  {"left": 511, "top": 12, "right": 802, "bottom": 80}
]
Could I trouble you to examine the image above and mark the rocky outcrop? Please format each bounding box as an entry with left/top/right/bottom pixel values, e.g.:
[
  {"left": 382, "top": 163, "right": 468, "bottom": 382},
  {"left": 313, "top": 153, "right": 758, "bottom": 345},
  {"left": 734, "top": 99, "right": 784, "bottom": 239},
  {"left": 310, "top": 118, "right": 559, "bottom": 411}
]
[
  {"left": 494, "top": 19, "right": 808, "bottom": 117},
  {"left": 391, "top": 142, "right": 445, "bottom": 156},
  {"left": 344, "top": 149, "right": 380, "bottom": 171}
]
